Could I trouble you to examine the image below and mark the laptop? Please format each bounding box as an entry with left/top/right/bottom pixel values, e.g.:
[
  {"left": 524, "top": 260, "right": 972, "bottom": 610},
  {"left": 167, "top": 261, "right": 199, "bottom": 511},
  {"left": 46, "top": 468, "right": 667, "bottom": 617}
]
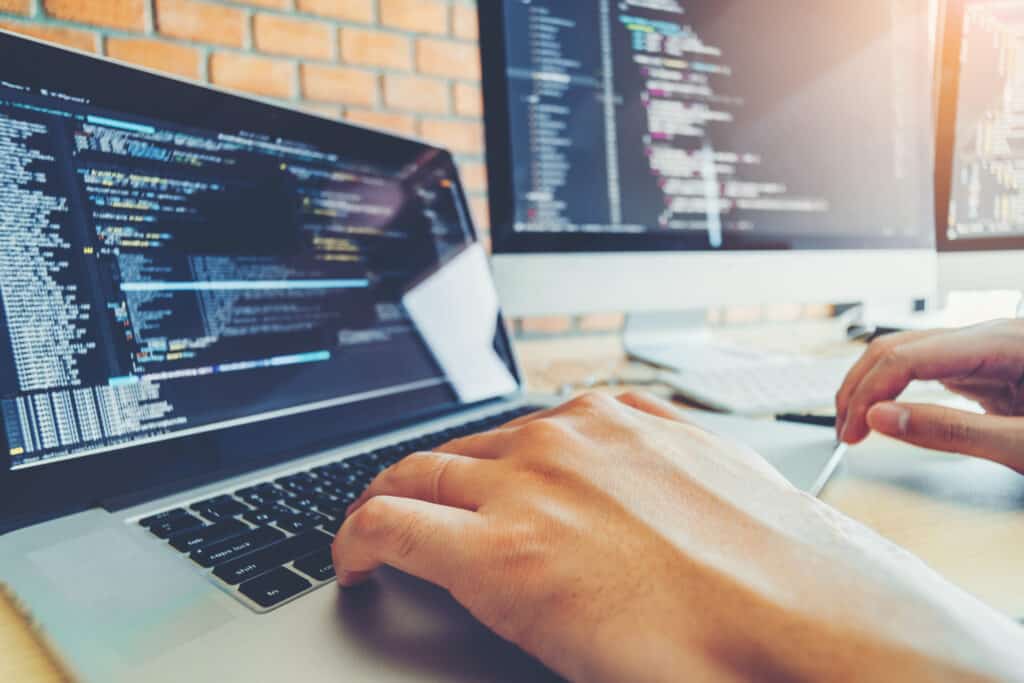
[{"left": 0, "top": 31, "right": 836, "bottom": 682}]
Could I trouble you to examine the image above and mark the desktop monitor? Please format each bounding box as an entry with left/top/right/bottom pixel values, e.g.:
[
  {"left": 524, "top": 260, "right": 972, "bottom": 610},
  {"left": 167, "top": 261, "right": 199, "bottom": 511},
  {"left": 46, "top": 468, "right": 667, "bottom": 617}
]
[
  {"left": 480, "top": 1, "right": 938, "bottom": 316},
  {"left": 935, "top": 0, "right": 1024, "bottom": 293}
]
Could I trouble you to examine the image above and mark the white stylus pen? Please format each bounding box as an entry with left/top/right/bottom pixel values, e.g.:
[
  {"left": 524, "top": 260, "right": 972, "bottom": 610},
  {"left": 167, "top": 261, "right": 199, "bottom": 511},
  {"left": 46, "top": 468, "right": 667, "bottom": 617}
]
[{"left": 810, "top": 443, "right": 848, "bottom": 498}]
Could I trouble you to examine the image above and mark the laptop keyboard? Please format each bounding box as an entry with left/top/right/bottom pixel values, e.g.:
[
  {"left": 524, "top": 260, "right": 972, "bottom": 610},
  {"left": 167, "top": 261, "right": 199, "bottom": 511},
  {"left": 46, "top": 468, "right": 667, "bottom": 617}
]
[{"left": 137, "top": 406, "right": 538, "bottom": 611}]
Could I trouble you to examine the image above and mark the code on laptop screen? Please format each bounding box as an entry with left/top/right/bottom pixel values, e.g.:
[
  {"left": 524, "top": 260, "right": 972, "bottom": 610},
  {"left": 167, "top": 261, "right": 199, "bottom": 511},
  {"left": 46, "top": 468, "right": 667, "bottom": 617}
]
[{"left": 0, "top": 33, "right": 516, "bottom": 470}]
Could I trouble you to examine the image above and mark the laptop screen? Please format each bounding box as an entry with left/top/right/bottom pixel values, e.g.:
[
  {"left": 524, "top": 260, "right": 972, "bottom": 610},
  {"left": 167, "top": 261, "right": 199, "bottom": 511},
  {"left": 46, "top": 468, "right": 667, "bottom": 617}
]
[{"left": 0, "top": 32, "right": 519, "bottom": 473}]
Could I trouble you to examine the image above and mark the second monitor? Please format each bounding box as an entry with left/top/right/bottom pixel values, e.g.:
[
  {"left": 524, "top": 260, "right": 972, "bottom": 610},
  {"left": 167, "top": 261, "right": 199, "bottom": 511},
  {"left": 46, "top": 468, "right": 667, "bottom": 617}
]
[{"left": 481, "top": 0, "right": 938, "bottom": 316}]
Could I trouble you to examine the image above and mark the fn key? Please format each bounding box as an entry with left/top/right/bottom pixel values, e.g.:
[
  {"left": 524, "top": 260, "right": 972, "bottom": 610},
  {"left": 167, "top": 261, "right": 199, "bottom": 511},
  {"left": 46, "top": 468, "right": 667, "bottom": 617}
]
[{"left": 239, "top": 567, "right": 311, "bottom": 608}]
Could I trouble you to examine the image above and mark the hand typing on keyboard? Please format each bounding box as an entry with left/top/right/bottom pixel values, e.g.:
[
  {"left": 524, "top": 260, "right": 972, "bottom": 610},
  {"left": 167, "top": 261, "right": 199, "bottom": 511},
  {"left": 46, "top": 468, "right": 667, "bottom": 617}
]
[
  {"left": 836, "top": 319, "right": 1024, "bottom": 473},
  {"left": 332, "top": 391, "right": 1024, "bottom": 683}
]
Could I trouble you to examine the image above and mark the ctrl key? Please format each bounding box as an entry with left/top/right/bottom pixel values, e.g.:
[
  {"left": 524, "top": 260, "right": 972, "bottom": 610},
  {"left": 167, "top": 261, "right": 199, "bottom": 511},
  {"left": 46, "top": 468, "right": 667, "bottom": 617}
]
[{"left": 238, "top": 567, "right": 311, "bottom": 608}]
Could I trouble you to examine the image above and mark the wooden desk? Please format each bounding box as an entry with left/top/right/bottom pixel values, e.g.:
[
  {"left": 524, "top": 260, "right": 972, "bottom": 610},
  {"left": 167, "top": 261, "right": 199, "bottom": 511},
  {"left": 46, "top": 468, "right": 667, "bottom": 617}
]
[{"left": 517, "top": 331, "right": 1024, "bottom": 620}]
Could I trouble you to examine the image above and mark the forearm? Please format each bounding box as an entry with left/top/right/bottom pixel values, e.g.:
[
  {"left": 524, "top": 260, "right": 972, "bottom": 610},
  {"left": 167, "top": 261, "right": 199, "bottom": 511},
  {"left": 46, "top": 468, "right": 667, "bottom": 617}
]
[{"left": 704, "top": 497, "right": 1024, "bottom": 683}]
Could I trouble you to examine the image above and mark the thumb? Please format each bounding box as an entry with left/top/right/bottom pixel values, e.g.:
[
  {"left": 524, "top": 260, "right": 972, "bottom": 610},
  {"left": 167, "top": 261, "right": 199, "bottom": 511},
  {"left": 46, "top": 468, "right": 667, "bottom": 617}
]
[{"left": 867, "top": 402, "right": 1024, "bottom": 474}]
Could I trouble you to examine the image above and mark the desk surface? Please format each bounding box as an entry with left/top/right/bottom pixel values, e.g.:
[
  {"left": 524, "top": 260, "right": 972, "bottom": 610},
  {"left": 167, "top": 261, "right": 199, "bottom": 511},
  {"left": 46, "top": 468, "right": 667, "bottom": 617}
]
[
  {"left": 517, "top": 329, "right": 1024, "bottom": 620},
  {"left": 4, "top": 324, "right": 1023, "bottom": 683}
]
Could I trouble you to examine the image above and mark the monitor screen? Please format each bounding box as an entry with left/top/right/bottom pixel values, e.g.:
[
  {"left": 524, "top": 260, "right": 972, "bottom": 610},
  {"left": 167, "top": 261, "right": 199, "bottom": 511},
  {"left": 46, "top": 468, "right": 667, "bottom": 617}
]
[
  {"left": 937, "top": 0, "right": 1024, "bottom": 252},
  {"left": 0, "top": 31, "right": 518, "bottom": 472},
  {"left": 482, "top": 0, "right": 936, "bottom": 254}
]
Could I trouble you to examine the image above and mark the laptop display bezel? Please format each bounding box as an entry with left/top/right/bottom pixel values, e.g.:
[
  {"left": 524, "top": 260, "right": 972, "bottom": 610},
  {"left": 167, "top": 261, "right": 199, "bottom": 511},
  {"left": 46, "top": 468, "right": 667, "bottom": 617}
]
[{"left": 0, "top": 30, "right": 524, "bottom": 533}]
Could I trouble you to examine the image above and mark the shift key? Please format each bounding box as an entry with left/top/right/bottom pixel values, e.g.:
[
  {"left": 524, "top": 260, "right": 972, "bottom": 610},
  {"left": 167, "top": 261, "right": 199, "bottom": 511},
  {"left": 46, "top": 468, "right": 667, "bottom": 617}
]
[{"left": 212, "top": 530, "right": 332, "bottom": 585}]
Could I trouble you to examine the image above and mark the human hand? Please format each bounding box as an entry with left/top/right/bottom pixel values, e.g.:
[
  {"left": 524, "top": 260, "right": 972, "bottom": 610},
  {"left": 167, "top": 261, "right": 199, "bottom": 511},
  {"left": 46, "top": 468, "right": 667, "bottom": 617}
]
[
  {"left": 333, "top": 392, "right": 1024, "bottom": 682},
  {"left": 835, "top": 320, "right": 1024, "bottom": 472}
]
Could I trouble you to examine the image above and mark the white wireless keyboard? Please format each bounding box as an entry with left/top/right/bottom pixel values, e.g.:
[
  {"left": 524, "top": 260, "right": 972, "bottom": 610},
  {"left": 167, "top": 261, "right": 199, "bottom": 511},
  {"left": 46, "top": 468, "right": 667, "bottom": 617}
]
[{"left": 658, "top": 356, "right": 857, "bottom": 416}]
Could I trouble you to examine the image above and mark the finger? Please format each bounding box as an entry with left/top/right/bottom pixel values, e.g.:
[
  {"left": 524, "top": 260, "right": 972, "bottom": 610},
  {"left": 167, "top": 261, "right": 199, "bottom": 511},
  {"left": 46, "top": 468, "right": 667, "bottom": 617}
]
[
  {"left": 867, "top": 402, "right": 1024, "bottom": 473},
  {"left": 332, "top": 495, "right": 485, "bottom": 588},
  {"left": 615, "top": 391, "right": 694, "bottom": 424},
  {"left": 835, "top": 330, "right": 942, "bottom": 438},
  {"left": 940, "top": 380, "right": 1014, "bottom": 415},
  {"left": 439, "top": 427, "right": 519, "bottom": 460},
  {"left": 498, "top": 391, "right": 621, "bottom": 429},
  {"left": 841, "top": 329, "right": 1023, "bottom": 444},
  {"left": 443, "top": 393, "right": 619, "bottom": 456},
  {"left": 346, "top": 451, "right": 493, "bottom": 517}
]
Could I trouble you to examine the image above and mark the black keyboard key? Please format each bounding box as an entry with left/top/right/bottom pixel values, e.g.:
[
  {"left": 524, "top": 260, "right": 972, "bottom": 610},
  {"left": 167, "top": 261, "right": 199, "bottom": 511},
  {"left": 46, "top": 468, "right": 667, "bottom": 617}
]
[
  {"left": 294, "top": 548, "right": 336, "bottom": 582},
  {"left": 190, "top": 495, "right": 249, "bottom": 521},
  {"left": 191, "top": 526, "right": 285, "bottom": 568},
  {"left": 238, "top": 567, "right": 311, "bottom": 608},
  {"left": 139, "top": 508, "right": 188, "bottom": 528},
  {"left": 242, "top": 503, "right": 292, "bottom": 526},
  {"left": 148, "top": 512, "right": 205, "bottom": 539},
  {"left": 169, "top": 519, "right": 247, "bottom": 552},
  {"left": 285, "top": 496, "right": 315, "bottom": 511},
  {"left": 276, "top": 511, "right": 327, "bottom": 534},
  {"left": 276, "top": 473, "right": 318, "bottom": 494},
  {"left": 235, "top": 483, "right": 284, "bottom": 508},
  {"left": 319, "top": 515, "right": 345, "bottom": 535},
  {"left": 312, "top": 492, "right": 344, "bottom": 510},
  {"left": 213, "top": 530, "right": 332, "bottom": 585}
]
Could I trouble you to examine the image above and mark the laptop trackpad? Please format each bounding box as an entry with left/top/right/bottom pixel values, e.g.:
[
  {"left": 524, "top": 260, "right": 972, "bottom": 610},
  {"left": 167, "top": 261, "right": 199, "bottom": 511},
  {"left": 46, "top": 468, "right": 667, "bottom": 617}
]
[{"left": 23, "top": 521, "right": 234, "bottom": 677}]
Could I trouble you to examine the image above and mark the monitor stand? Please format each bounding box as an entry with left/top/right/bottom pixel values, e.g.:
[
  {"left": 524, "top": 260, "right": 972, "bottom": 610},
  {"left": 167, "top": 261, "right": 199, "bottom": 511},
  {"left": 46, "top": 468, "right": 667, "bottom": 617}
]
[{"left": 623, "top": 311, "right": 782, "bottom": 373}]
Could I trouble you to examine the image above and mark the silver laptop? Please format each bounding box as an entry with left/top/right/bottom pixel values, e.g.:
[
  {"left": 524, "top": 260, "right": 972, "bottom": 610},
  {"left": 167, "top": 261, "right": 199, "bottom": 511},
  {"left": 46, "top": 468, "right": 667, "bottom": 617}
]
[{"left": 0, "top": 31, "right": 836, "bottom": 683}]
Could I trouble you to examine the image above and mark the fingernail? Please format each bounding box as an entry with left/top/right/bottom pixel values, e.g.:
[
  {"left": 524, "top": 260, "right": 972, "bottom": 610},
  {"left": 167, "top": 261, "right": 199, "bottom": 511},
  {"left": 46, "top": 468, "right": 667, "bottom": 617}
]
[{"left": 867, "top": 403, "right": 910, "bottom": 436}]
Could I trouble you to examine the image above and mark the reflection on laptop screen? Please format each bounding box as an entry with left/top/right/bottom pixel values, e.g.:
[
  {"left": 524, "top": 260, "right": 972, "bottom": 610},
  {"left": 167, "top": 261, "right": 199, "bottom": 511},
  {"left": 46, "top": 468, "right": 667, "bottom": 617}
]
[{"left": 0, "top": 33, "right": 515, "bottom": 471}]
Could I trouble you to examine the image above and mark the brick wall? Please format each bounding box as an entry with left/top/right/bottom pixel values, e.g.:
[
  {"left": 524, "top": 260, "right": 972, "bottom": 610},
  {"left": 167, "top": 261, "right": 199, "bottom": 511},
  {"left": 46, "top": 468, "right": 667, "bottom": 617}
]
[
  {"left": 1, "top": 1, "right": 819, "bottom": 337},
  {"left": 0, "top": 0, "right": 490, "bottom": 239}
]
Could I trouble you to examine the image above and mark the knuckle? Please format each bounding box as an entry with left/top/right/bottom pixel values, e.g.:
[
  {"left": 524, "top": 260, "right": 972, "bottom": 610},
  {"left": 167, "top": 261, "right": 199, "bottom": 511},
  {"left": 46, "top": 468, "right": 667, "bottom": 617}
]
[
  {"left": 519, "top": 416, "right": 572, "bottom": 444},
  {"left": 879, "top": 344, "right": 905, "bottom": 367},
  {"left": 867, "top": 337, "right": 893, "bottom": 357},
  {"left": 393, "top": 513, "right": 421, "bottom": 560},
  {"left": 618, "top": 390, "right": 648, "bottom": 403},
  {"left": 428, "top": 453, "right": 454, "bottom": 504},
  {"left": 348, "top": 497, "right": 390, "bottom": 540},
  {"left": 568, "top": 391, "right": 615, "bottom": 412},
  {"left": 936, "top": 418, "right": 971, "bottom": 445}
]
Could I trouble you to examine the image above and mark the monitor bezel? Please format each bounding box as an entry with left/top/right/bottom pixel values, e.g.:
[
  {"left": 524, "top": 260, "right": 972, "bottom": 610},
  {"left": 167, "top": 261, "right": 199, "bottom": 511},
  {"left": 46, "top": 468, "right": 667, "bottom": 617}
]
[
  {"left": 934, "top": 0, "right": 1024, "bottom": 253},
  {"left": 0, "top": 29, "right": 523, "bottom": 533}
]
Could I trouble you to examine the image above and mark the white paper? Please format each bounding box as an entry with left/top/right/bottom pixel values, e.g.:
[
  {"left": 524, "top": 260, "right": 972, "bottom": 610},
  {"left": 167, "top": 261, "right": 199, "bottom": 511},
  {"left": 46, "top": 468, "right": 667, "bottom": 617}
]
[{"left": 402, "top": 244, "right": 518, "bottom": 404}]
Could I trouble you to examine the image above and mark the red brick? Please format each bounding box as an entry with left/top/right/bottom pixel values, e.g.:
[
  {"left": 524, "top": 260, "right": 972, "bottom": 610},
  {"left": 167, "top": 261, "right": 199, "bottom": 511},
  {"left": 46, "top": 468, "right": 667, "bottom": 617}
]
[
  {"left": 209, "top": 52, "right": 295, "bottom": 99},
  {"left": 452, "top": 4, "right": 479, "bottom": 41},
  {"left": 520, "top": 316, "right": 573, "bottom": 336},
  {"left": 458, "top": 161, "right": 488, "bottom": 193},
  {"left": 0, "top": 20, "right": 97, "bottom": 52},
  {"left": 416, "top": 37, "right": 480, "bottom": 80},
  {"left": 468, "top": 194, "right": 490, "bottom": 230},
  {"left": 156, "top": 0, "right": 247, "bottom": 48},
  {"left": 453, "top": 82, "right": 482, "bottom": 117},
  {"left": 340, "top": 27, "right": 412, "bottom": 71},
  {"left": 0, "top": 0, "right": 30, "bottom": 15},
  {"left": 344, "top": 109, "right": 417, "bottom": 137},
  {"left": 106, "top": 38, "right": 202, "bottom": 80},
  {"left": 380, "top": 0, "right": 447, "bottom": 35},
  {"left": 254, "top": 14, "right": 334, "bottom": 61},
  {"left": 383, "top": 74, "right": 448, "bottom": 114},
  {"left": 43, "top": 0, "right": 145, "bottom": 31},
  {"left": 301, "top": 64, "right": 377, "bottom": 107},
  {"left": 297, "top": 0, "right": 373, "bottom": 23},
  {"left": 419, "top": 118, "right": 483, "bottom": 155}
]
